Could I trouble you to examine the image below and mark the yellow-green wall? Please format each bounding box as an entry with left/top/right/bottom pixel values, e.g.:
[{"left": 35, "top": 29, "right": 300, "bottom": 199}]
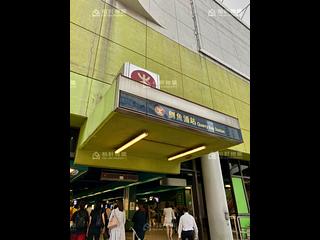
[{"left": 70, "top": 0, "right": 250, "bottom": 155}]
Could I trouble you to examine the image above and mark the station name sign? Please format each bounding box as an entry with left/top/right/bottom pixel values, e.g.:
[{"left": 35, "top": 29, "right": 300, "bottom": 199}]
[{"left": 119, "top": 91, "right": 242, "bottom": 142}]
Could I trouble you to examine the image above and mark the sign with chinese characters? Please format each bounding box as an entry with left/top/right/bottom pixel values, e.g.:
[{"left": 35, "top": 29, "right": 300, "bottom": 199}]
[
  {"left": 122, "top": 62, "right": 160, "bottom": 89},
  {"left": 119, "top": 91, "right": 242, "bottom": 141}
]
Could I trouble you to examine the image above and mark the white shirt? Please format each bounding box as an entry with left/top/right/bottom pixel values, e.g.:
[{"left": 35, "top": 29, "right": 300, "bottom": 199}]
[{"left": 178, "top": 213, "right": 199, "bottom": 239}]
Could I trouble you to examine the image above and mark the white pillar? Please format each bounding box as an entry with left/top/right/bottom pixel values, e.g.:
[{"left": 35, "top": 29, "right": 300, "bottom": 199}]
[{"left": 201, "top": 152, "right": 233, "bottom": 240}]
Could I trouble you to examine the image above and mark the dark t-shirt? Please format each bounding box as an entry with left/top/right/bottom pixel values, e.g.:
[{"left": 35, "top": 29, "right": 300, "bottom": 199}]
[
  {"left": 71, "top": 209, "right": 89, "bottom": 233},
  {"left": 90, "top": 209, "right": 104, "bottom": 229},
  {"left": 132, "top": 210, "right": 148, "bottom": 233}
]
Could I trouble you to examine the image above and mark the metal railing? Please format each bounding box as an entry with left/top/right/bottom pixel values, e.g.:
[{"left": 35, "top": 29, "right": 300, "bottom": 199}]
[
  {"left": 230, "top": 215, "right": 239, "bottom": 239},
  {"left": 131, "top": 227, "right": 141, "bottom": 240},
  {"left": 236, "top": 216, "right": 250, "bottom": 240},
  {"left": 229, "top": 215, "right": 250, "bottom": 240}
]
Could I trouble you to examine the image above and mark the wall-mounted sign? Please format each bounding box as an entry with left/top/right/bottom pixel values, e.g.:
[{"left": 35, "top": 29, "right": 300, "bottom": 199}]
[
  {"left": 129, "top": 202, "right": 135, "bottom": 211},
  {"left": 119, "top": 91, "right": 242, "bottom": 142},
  {"left": 100, "top": 171, "right": 139, "bottom": 182},
  {"left": 160, "top": 178, "right": 187, "bottom": 187},
  {"left": 122, "top": 62, "right": 160, "bottom": 89}
]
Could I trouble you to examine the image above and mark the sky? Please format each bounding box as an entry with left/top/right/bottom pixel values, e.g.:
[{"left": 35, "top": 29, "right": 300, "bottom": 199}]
[{"left": 218, "top": 0, "right": 250, "bottom": 27}]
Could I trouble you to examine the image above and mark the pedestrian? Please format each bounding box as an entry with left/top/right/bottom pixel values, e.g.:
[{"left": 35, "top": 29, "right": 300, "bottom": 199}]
[
  {"left": 172, "top": 206, "right": 178, "bottom": 233},
  {"left": 86, "top": 204, "right": 93, "bottom": 216},
  {"left": 103, "top": 204, "right": 112, "bottom": 240},
  {"left": 87, "top": 201, "right": 106, "bottom": 240},
  {"left": 70, "top": 201, "right": 77, "bottom": 221},
  {"left": 162, "top": 202, "right": 176, "bottom": 240},
  {"left": 108, "top": 200, "right": 126, "bottom": 240},
  {"left": 178, "top": 207, "right": 198, "bottom": 240},
  {"left": 132, "top": 202, "right": 149, "bottom": 240},
  {"left": 70, "top": 201, "right": 89, "bottom": 240},
  {"left": 149, "top": 207, "right": 156, "bottom": 228}
]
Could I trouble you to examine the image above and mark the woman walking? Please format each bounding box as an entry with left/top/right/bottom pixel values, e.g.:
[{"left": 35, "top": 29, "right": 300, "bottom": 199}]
[
  {"left": 162, "top": 202, "right": 176, "bottom": 240},
  {"left": 109, "top": 200, "right": 126, "bottom": 240},
  {"left": 87, "top": 201, "right": 105, "bottom": 240},
  {"left": 132, "top": 203, "right": 149, "bottom": 240}
]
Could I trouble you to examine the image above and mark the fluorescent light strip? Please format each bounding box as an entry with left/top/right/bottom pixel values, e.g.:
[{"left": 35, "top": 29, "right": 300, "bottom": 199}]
[
  {"left": 115, "top": 132, "right": 148, "bottom": 154},
  {"left": 168, "top": 146, "right": 206, "bottom": 161}
]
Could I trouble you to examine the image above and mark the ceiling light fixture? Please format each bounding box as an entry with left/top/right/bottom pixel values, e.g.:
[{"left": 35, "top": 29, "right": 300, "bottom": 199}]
[
  {"left": 70, "top": 168, "right": 79, "bottom": 176},
  {"left": 168, "top": 146, "right": 206, "bottom": 161},
  {"left": 115, "top": 132, "right": 148, "bottom": 154}
]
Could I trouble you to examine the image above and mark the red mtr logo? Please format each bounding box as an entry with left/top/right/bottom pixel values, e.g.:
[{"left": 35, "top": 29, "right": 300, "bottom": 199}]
[{"left": 130, "top": 70, "right": 156, "bottom": 88}]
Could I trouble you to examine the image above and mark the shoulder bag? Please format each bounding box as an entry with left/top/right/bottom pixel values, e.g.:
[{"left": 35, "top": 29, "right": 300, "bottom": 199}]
[{"left": 107, "top": 210, "right": 119, "bottom": 229}]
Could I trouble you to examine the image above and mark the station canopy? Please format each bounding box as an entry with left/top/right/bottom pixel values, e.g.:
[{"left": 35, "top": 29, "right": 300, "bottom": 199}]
[{"left": 74, "top": 75, "right": 243, "bottom": 174}]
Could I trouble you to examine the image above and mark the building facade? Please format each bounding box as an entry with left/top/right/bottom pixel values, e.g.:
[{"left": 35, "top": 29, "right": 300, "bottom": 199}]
[{"left": 70, "top": 0, "right": 250, "bottom": 239}]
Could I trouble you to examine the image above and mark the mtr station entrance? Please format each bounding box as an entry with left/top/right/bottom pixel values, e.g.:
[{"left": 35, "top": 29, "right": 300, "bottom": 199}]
[
  {"left": 71, "top": 149, "right": 211, "bottom": 239},
  {"left": 70, "top": 74, "right": 246, "bottom": 239}
]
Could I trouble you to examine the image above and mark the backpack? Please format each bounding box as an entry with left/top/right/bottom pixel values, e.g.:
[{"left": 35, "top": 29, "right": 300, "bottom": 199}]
[{"left": 75, "top": 210, "right": 87, "bottom": 230}]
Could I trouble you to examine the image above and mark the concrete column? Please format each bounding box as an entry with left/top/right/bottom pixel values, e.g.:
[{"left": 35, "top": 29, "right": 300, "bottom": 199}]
[
  {"left": 201, "top": 152, "right": 233, "bottom": 240},
  {"left": 124, "top": 186, "right": 136, "bottom": 220}
]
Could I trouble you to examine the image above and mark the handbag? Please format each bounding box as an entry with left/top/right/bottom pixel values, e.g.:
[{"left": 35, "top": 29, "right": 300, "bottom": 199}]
[
  {"left": 70, "top": 222, "right": 77, "bottom": 234},
  {"left": 107, "top": 211, "right": 119, "bottom": 229}
]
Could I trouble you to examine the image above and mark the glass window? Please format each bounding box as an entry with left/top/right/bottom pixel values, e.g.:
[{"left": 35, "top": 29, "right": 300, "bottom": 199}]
[
  {"left": 239, "top": 160, "right": 250, "bottom": 177},
  {"left": 181, "top": 160, "right": 193, "bottom": 170},
  {"left": 225, "top": 187, "right": 236, "bottom": 215},
  {"left": 229, "top": 159, "right": 241, "bottom": 176},
  {"left": 243, "top": 178, "right": 250, "bottom": 206},
  {"left": 220, "top": 158, "right": 232, "bottom": 181}
]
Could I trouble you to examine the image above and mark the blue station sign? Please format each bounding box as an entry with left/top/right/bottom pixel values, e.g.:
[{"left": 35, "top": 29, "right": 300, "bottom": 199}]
[{"left": 119, "top": 91, "right": 242, "bottom": 142}]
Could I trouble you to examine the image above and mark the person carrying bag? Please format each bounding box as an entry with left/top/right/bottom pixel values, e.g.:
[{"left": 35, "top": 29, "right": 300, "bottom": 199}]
[{"left": 107, "top": 209, "right": 119, "bottom": 230}]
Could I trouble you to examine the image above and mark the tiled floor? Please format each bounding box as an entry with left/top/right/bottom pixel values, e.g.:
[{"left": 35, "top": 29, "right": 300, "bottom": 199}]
[{"left": 125, "top": 228, "right": 179, "bottom": 240}]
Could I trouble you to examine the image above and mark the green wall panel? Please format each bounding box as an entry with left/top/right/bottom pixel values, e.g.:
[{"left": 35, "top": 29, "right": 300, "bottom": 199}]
[
  {"left": 70, "top": 0, "right": 104, "bottom": 34},
  {"left": 146, "top": 59, "right": 184, "bottom": 97},
  {"left": 78, "top": 80, "right": 117, "bottom": 147},
  {"left": 100, "top": 5, "right": 147, "bottom": 55},
  {"left": 86, "top": 80, "right": 111, "bottom": 116},
  {"left": 228, "top": 142, "right": 246, "bottom": 154},
  {"left": 70, "top": 113, "right": 87, "bottom": 128},
  {"left": 211, "top": 89, "right": 238, "bottom": 118},
  {"left": 228, "top": 72, "right": 250, "bottom": 104},
  {"left": 180, "top": 46, "right": 209, "bottom": 86},
  {"left": 70, "top": 23, "right": 99, "bottom": 77},
  {"left": 234, "top": 99, "right": 250, "bottom": 131},
  {"left": 93, "top": 37, "right": 146, "bottom": 83},
  {"left": 206, "top": 59, "right": 233, "bottom": 96},
  {"left": 147, "top": 28, "right": 181, "bottom": 72},
  {"left": 241, "top": 129, "right": 250, "bottom": 154},
  {"left": 70, "top": 72, "right": 92, "bottom": 116},
  {"left": 232, "top": 177, "right": 249, "bottom": 214},
  {"left": 183, "top": 75, "right": 213, "bottom": 109}
]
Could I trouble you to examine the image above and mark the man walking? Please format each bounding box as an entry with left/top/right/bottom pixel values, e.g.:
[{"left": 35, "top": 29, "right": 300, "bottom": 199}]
[{"left": 178, "top": 207, "right": 198, "bottom": 240}]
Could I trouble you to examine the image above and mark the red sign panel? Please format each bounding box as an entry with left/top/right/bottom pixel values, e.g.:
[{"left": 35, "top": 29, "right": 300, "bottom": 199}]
[{"left": 130, "top": 70, "right": 157, "bottom": 88}]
